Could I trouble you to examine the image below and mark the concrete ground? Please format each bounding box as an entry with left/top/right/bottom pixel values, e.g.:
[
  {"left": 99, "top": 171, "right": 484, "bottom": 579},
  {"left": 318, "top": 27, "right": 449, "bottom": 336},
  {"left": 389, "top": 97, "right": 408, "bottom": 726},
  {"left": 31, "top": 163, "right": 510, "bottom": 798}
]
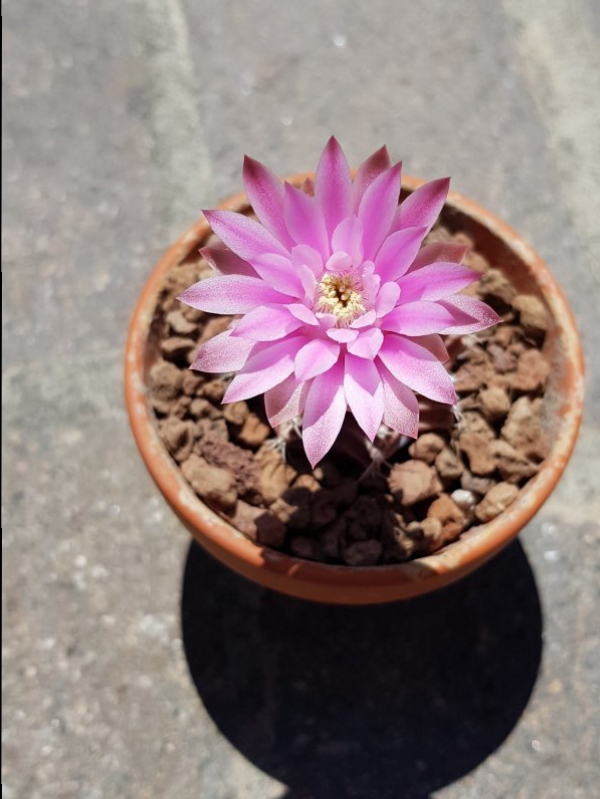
[{"left": 2, "top": 0, "right": 599, "bottom": 797}]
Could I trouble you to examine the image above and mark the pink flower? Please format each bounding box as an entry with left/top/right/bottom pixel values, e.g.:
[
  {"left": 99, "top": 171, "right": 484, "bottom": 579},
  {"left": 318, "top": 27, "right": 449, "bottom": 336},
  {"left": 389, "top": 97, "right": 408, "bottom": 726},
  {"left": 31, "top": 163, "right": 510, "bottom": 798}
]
[{"left": 179, "top": 138, "right": 500, "bottom": 467}]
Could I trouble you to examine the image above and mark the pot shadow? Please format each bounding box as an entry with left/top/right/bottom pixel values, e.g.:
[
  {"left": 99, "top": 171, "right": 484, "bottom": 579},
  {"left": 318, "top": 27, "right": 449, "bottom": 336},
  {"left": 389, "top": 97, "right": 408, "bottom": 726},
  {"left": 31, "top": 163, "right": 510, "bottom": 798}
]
[{"left": 181, "top": 540, "right": 542, "bottom": 799}]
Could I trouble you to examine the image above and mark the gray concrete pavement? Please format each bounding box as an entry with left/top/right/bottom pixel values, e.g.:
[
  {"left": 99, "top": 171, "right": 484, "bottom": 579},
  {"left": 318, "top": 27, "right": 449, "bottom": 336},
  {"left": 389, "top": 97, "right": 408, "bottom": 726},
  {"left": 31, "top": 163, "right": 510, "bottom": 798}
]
[{"left": 2, "top": 1, "right": 599, "bottom": 797}]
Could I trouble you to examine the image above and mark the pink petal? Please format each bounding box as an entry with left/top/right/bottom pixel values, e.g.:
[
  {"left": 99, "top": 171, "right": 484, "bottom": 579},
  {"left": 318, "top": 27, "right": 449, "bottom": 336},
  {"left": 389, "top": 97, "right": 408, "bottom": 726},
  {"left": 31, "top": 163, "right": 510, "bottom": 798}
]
[
  {"left": 398, "top": 262, "right": 480, "bottom": 303},
  {"left": 331, "top": 216, "right": 364, "bottom": 264},
  {"left": 295, "top": 337, "right": 340, "bottom": 381},
  {"left": 250, "top": 253, "right": 306, "bottom": 297},
  {"left": 412, "top": 334, "right": 449, "bottom": 362},
  {"left": 283, "top": 182, "right": 329, "bottom": 260},
  {"left": 178, "top": 275, "right": 290, "bottom": 314},
  {"left": 358, "top": 163, "right": 402, "bottom": 259},
  {"left": 378, "top": 364, "right": 419, "bottom": 437},
  {"left": 350, "top": 310, "right": 377, "bottom": 329},
  {"left": 314, "top": 136, "right": 353, "bottom": 236},
  {"left": 203, "top": 210, "right": 289, "bottom": 261},
  {"left": 326, "top": 251, "right": 354, "bottom": 272},
  {"left": 242, "top": 156, "right": 295, "bottom": 248},
  {"left": 381, "top": 300, "right": 463, "bottom": 335},
  {"left": 436, "top": 296, "right": 502, "bottom": 334},
  {"left": 353, "top": 145, "right": 392, "bottom": 212},
  {"left": 344, "top": 354, "right": 384, "bottom": 441},
  {"left": 378, "top": 334, "right": 457, "bottom": 405},
  {"left": 288, "top": 303, "right": 319, "bottom": 325},
  {"left": 327, "top": 327, "right": 359, "bottom": 343},
  {"left": 191, "top": 330, "right": 254, "bottom": 373},
  {"left": 408, "top": 241, "right": 468, "bottom": 273},
  {"left": 390, "top": 177, "right": 450, "bottom": 236},
  {"left": 302, "top": 360, "right": 346, "bottom": 467},
  {"left": 230, "top": 304, "right": 304, "bottom": 341},
  {"left": 200, "top": 246, "right": 257, "bottom": 277},
  {"left": 264, "top": 374, "right": 309, "bottom": 426},
  {"left": 374, "top": 227, "right": 427, "bottom": 282},
  {"left": 291, "top": 245, "right": 324, "bottom": 278},
  {"left": 374, "top": 282, "right": 401, "bottom": 317},
  {"left": 223, "top": 337, "right": 304, "bottom": 403},
  {"left": 347, "top": 327, "right": 384, "bottom": 359}
]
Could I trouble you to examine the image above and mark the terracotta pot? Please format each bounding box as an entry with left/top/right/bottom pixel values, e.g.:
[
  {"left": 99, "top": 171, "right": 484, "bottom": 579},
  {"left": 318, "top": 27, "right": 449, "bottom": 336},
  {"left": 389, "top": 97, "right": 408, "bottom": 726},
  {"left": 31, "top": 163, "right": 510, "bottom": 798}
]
[{"left": 124, "top": 174, "right": 584, "bottom": 604}]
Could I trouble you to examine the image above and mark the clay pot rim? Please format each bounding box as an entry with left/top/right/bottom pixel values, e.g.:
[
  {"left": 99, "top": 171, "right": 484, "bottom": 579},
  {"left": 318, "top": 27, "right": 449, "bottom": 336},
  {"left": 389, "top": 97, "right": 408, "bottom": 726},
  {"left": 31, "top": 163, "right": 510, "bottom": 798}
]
[{"left": 124, "top": 173, "right": 584, "bottom": 601}]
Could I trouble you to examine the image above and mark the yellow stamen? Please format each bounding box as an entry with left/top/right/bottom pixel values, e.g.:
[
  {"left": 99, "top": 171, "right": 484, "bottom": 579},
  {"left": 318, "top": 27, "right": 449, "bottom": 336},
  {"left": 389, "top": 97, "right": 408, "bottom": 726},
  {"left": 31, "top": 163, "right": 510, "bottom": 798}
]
[{"left": 316, "top": 273, "right": 366, "bottom": 324}]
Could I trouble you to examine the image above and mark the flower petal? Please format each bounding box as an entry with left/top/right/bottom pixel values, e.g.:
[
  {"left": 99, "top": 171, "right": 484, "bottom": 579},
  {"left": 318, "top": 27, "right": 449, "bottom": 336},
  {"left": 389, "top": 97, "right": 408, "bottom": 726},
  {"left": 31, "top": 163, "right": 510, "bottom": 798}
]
[
  {"left": 230, "top": 304, "right": 304, "bottom": 341},
  {"left": 344, "top": 354, "right": 384, "bottom": 441},
  {"left": 408, "top": 241, "right": 468, "bottom": 272},
  {"left": 378, "top": 334, "right": 457, "bottom": 405},
  {"left": 203, "top": 210, "right": 289, "bottom": 261},
  {"left": 436, "top": 296, "right": 502, "bottom": 334},
  {"left": 353, "top": 145, "right": 392, "bottom": 212},
  {"left": 347, "top": 327, "right": 384, "bottom": 359},
  {"left": 178, "top": 275, "right": 290, "bottom": 314},
  {"left": 200, "top": 246, "right": 257, "bottom": 277},
  {"left": 283, "top": 182, "right": 329, "bottom": 260},
  {"left": 374, "top": 282, "right": 401, "bottom": 317},
  {"left": 378, "top": 364, "right": 419, "bottom": 437},
  {"left": 381, "top": 300, "right": 463, "bottom": 335},
  {"left": 223, "top": 337, "right": 304, "bottom": 403},
  {"left": 350, "top": 310, "right": 377, "bottom": 328},
  {"left": 398, "top": 262, "right": 480, "bottom": 303},
  {"left": 295, "top": 337, "right": 340, "bottom": 381},
  {"left": 288, "top": 303, "right": 320, "bottom": 325},
  {"left": 331, "top": 216, "right": 364, "bottom": 264},
  {"left": 242, "top": 155, "right": 295, "bottom": 248},
  {"left": 264, "top": 374, "right": 309, "bottom": 427},
  {"left": 315, "top": 136, "right": 353, "bottom": 236},
  {"left": 373, "top": 227, "right": 427, "bottom": 282},
  {"left": 326, "top": 327, "right": 359, "bottom": 343},
  {"left": 390, "top": 177, "right": 450, "bottom": 236},
  {"left": 291, "top": 245, "right": 324, "bottom": 278},
  {"left": 250, "top": 253, "right": 306, "bottom": 297},
  {"left": 411, "top": 334, "right": 449, "bottom": 362},
  {"left": 191, "top": 330, "right": 254, "bottom": 373},
  {"left": 358, "top": 163, "right": 402, "bottom": 259},
  {"left": 302, "top": 360, "right": 346, "bottom": 467}
]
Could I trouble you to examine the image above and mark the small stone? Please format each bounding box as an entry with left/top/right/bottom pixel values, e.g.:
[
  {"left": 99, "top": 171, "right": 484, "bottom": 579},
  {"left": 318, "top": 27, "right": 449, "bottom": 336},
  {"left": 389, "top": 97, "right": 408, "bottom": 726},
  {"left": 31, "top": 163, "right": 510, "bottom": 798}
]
[
  {"left": 475, "top": 482, "right": 519, "bottom": 523},
  {"left": 320, "top": 520, "right": 345, "bottom": 560},
  {"left": 488, "top": 343, "right": 518, "bottom": 374},
  {"left": 342, "top": 539, "right": 382, "bottom": 567},
  {"left": 198, "top": 431, "right": 261, "bottom": 502},
  {"left": 479, "top": 386, "right": 511, "bottom": 420},
  {"left": 169, "top": 395, "right": 192, "bottom": 419},
  {"left": 290, "top": 536, "right": 321, "bottom": 560},
  {"left": 388, "top": 460, "right": 441, "bottom": 506},
  {"left": 223, "top": 401, "right": 250, "bottom": 426},
  {"left": 181, "top": 454, "right": 237, "bottom": 514},
  {"left": 181, "top": 305, "right": 205, "bottom": 323},
  {"left": 149, "top": 360, "right": 182, "bottom": 403},
  {"left": 451, "top": 489, "right": 478, "bottom": 521},
  {"left": 256, "top": 447, "right": 297, "bottom": 505},
  {"left": 479, "top": 268, "right": 516, "bottom": 305},
  {"left": 271, "top": 485, "right": 312, "bottom": 531},
  {"left": 512, "top": 349, "right": 550, "bottom": 393},
  {"left": 458, "top": 413, "right": 497, "bottom": 475},
  {"left": 513, "top": 295, "right": 550, "bottom": 334},
  {"left": 494, "top": 440, "right": 539, "bottom": 483},
  {"left": 427, "top": 494, "right": 466, "bottom": 541},
  {"left": 501, "top": 396, "right": 550, "bottom": 461},
  {"left": 454, "top": 358, "right": 492, "bottom": 393},
  {"left": 166, "top": 309, "right": 198, "bottom": 336},
  {"left": 408, "top": 433, "right": 446, "bottom": 464},
  {"left": 160, "top": 417, "right": 195, "bottom": 463},
  {"left": 435, "top": 447, "right": 464, "bottom": 482},
  {"left": 202, "top": 379, "right": 227, "bottom": 403},
  {"left": 294, "top": 474, "right": 322, "bottom": 493},
  {"left": 182, "top": 370, "right": 203, "bottom": 396},
  {"left": 231, "top": 501, "right": 285, "bottom": 546},
  {"left": 189, "top": 398, "right": 213, "bottom": 419},
  {"left": 161, "top": 336, "right": 197, "bottom": 362},
  {"left": 460, "top": 471, "right": 496, "bottom": 496},
  {"left": 236, "top": 413, "right": 271, "bottom": 448}
]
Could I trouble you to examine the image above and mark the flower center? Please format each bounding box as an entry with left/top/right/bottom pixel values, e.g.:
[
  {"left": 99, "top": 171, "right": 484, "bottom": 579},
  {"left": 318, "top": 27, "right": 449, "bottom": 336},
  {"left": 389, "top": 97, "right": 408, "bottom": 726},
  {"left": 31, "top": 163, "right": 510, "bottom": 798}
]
[{"left": 316, "top": 272, "right": 366, "bottom": 324}]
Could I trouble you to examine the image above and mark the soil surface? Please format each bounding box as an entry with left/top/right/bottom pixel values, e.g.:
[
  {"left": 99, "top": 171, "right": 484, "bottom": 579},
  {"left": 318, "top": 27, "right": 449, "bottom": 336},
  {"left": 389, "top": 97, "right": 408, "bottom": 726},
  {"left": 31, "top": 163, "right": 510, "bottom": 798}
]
[{"left": 148, "top": 224, "right": 552, "bottom": 566}]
